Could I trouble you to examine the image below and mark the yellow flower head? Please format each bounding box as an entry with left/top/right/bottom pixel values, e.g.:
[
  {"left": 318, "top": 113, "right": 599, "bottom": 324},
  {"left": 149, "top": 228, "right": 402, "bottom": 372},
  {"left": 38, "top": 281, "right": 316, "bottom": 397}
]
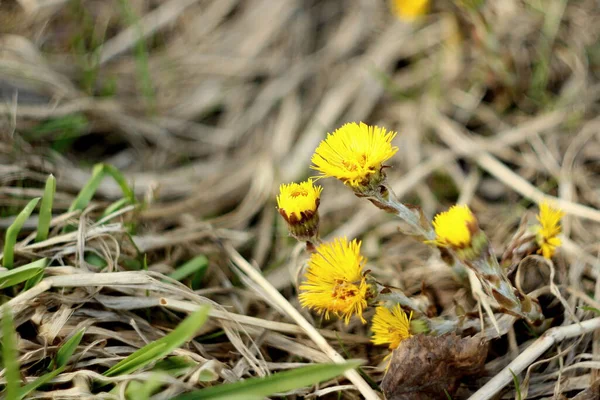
[
  {"left": 276, "top": 179, "right": 322, "bottom": 223},
  {"left": 432, "top": 205, "right": 477, "bottom": 249},
  {"left": 535, "top": 201, "right": 564, "bottom": 259},
  {"left": 311, "top": 122, "right": 398, "bottom": 189},
  {"left": 390, "top": 0, "right": 429, "bottom": 21},
  {"left": 299, "top": 237, "right": 370, "bottom": 324},
  {"left": 371, "top": 304, "right": 412, "bottom": 350}
]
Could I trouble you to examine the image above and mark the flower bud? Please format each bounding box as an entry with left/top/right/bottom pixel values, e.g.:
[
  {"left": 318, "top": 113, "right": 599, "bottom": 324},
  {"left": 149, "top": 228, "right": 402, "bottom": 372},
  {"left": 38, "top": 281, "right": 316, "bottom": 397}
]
[{"left": 276, "top": 179, "right": 322, "bottom": 242}]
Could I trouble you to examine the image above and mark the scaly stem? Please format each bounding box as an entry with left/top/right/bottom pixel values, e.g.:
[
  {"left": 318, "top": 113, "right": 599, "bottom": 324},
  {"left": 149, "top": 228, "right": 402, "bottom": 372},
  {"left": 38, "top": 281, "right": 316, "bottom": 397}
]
[
  {"left": 359, "top": 180, "right": 545, "bottom": 326},
  {"left": 376, "top": 284, "right": 432, "bottom": 316},
  {"left": 464, "top": 248, "right": 544, "bottom": 325}
]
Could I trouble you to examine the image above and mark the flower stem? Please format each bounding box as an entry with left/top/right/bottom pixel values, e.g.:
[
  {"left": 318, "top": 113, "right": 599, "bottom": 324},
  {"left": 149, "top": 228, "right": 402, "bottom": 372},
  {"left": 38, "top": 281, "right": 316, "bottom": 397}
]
[
  {"left": 362, "top": 180, "right": 545, "bottom": 326},
  {"left": 464, "top": 249, "right": 544, "bottom": 325},
  {"left": 376, "top": 285, "right": 431, "bottom": 316}
]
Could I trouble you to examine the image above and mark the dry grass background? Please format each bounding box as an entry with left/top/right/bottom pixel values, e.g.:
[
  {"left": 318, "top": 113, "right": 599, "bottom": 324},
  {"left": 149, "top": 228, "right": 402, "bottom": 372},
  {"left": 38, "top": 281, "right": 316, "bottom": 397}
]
[{"left": 1, "top": 0, "right": 600, "bottom": 399}]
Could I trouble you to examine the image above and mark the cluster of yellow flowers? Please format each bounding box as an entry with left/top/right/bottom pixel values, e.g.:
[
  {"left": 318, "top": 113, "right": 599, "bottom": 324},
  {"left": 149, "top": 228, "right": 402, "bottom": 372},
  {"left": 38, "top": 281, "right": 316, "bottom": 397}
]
[
  {"left": 299, "top": 237, "right": 411, "bottom": 349},
  {"left": 278, "top": 122, "right": 412, "bottom": 350},
  {"left": 432, "top": 202, "right": 564, "bottom": 260},
  {"left": 276, "top": 121, "right": 564, "bottom": 354}
]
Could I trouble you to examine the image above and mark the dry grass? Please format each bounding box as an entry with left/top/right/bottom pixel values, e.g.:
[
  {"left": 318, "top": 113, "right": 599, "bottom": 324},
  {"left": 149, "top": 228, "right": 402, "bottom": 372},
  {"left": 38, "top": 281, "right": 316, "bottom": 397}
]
[{"left": 1, "top": 0, "right": 600, "bottom": 399}]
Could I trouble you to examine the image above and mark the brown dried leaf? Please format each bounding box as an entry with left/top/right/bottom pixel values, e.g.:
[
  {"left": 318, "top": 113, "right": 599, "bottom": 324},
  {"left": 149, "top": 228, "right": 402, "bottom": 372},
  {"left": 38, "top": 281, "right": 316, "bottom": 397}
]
[{"left": 381, "top": 334, "right": 488, "bottom": 400}]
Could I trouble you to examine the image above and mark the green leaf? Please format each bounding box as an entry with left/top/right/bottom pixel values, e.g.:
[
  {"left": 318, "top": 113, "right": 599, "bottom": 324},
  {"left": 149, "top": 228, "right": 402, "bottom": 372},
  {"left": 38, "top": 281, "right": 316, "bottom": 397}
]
[
  {"left": 36, "top": 175, "right": 56, "bottom": 242},
  {"left": 101, "top": 198, "right": 131, "bottom": 219},
  {"left": 56, "top": 328, "right": 86, "bottom": 368},
  {"left": 23, "top": 269, "right": 45, "bottom": 291},
  {"left": 84, "top": 252, "right": 108, "bottom": 268},
  {"left": 65, "top": 163, "right": 135, "bottom": 232},
  {"left": 581, "top": 306, "right": 600, "bottom": 315},
  {"left": 171, "top": 361, "right": 363, "bottom": 400},
  {"left": 68, "top": 164, "right": 105, "bottom": 213},
  {"left": 125, "top": 374, "right": 163, "bottom": 400},
  {"left": 1, "top": 317, "right": 69, "bottom": 399},
  {"left": 152, "top": 356, "right": 197, "bottom": 376},
  {"left": 3, "top": 197, "right": 40, "bottom": 269},
  {"left": 17, "top": 367, "right": 64, "bottom": 399},
  {"left": 335, "top": 333, "right": 378, "bottom": 390},
  {"left": 102, "top": 164, "right": 135, "bottom": 204},
  {"left": 25, "top": 114, "right": 88, "bottom": 153},
  {"left": 197, "top": 367, "right": 219, "bottom": 383},
  {"left": 117, "top": 0, "right": 155, "bottom": 114},
  {"left": 0, "top": 258, "right": 47, "bottom": 290},
  {"left": 168, "top": 256, "right": 208, "bottom": 282},
  {"left": 68, "top": 163, "right": 135, "bottom": 213},
  {"left": 510, "top": 369, "right": 522, "bottom": 400},
  {"left": 104, "top": 305, "right": 210, "bottom": 377},
  {"left": 2, "top": 305, "right": 21, "bottom": 400}
]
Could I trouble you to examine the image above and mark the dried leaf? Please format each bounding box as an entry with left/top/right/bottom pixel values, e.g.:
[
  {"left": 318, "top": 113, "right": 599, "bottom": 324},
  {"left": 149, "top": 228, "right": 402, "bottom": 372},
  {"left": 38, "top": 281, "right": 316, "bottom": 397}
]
[{"left": 381, "top": 334, "right": 488, "bottom": 400}]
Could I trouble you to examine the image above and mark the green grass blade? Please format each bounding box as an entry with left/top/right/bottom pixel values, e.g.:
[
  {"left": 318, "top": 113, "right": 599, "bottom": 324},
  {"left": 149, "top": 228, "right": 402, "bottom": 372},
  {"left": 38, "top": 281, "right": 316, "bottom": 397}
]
[
  {"left": 152, "top": 356, "right": 197, "bottom": 376},
  {"left": 117, "top": 0, "right": 155, "bottom": 114},
  {"left": 3, "top": 197, "right": 40, "bottom": 269},
  {"left": 105, "top": 342, "right": 168, "bottom": 376},
  {"left": 17, "top": 367, "right": 64, "bottom": 399},
  {"left": 125, "top": 374, "right": 163, "bottom": 400},
  {"left": 104, "top": 305, "right": 210, "bottom": 377},
  {"left": 84, "top": 252, "right": 108, "bottom": 268},
  {"left": 510, "top": 369, "right": 522, "bottom": 400},
  {"left": 335, "top": 333, "right": 378, "bottom": 389},
  {"left": 171, "top": 361, "right": 363, "bottom": 400},
  {"left": 0, "top": 258, "right": 47, "bottom": 289},
  {"left": 168, "top": 256, "right": 208, "bottom": 282},
  {"left": 65, "top": 164, "right": 135, "bottom": 232},
  {"left": 101, "top": 198, "right": 131, "bottom": 220},
  {"left": 35, "top": 175, "right": 56, "bottom": 242},
  {"left": 581, "top": 306, "right": 600, "bottom": 315},
  {"left": 2, "top": 305, "right": 21, "bottom": 400},
  {"left": 25, "top": 114, "right": 88, "bottom": 139},
  {"left": 23, "top": 270, "right": 44, "bottom": 291},
  {"left": 56, "top": 328, "right": 86, "bottom": 368},
  {"left": 68, "top": 164, "right": 105, "bottom": 213},
  {"left": 102, "top": 164, "right": 135, "bottom": 204}
]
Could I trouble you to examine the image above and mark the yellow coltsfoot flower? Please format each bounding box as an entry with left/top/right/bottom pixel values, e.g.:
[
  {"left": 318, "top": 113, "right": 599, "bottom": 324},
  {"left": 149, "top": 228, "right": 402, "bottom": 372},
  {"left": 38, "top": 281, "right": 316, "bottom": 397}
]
[
  {"left": 311, "top": 122, "right": 398, "bottom": 194},
  {"left": 277, "top": 179, "right": 322, "bottom": 242},
  {"left": 390, "top": 0, "right": 429, "bottom": 22},
  {"left": 433, "top": 205, "right": 545, "bottom": 325},
  {"left": 432, "top": 205, "right": 477, "bottom": 248},
  {"left": 432, "top": 205, "right": 486, "bottom": 261},
  {"left": 371, "top": 304, "right": 412, "bottom": 350},
  {"left": 299, "top": 237, "right": 372, "bottom": 324},
  {"left": 535, "top": 201, "right": 564, "bottom": 259}
]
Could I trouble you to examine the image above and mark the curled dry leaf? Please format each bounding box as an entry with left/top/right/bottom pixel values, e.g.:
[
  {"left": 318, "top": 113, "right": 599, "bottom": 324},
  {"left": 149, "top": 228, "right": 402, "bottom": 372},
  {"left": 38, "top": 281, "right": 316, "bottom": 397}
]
[{"left": 381, "top": 334, "right": 488, "bottom": 400}]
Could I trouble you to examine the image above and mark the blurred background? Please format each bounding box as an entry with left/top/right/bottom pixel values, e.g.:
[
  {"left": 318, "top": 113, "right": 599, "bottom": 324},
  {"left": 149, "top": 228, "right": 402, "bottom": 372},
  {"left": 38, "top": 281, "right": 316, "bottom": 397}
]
[
  {"left": 2, "top": 0, "right": 599, "bottom": 282},
  {"left": 1, "top": 0, "right": 600, "bottom": 398}
]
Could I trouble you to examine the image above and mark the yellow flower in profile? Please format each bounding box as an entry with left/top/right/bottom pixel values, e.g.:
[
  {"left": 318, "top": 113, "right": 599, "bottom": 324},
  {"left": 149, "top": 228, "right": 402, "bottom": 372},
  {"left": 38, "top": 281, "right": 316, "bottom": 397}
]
[
  {"left": 311, "top": 122, "right": 398, "bottom": 189},
  {"left": 535, "top": 201, "right": 564, "bottom": 259},
  {"left": 276, "top": 179, "right": 322, "bottom": 223},
  {"left": 299, "top": 237, "right": 370, "bottom": 324},
  {"left": 390, "top": 0, "right": 429, "bottom": 21},
  {"left": 432, "top": 205, "right": 477, "bottom": 249},
  {"left": 371, "top": 304, "right": 412, "bottom": 350}
]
